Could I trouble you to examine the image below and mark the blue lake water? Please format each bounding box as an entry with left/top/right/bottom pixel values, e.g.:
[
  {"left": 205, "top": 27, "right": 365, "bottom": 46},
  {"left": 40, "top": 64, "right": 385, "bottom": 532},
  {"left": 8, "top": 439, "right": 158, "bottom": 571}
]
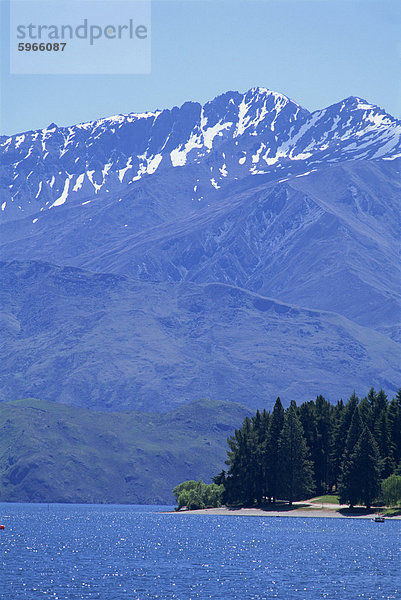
[{"left": 0, "top": 504, "right": 400, "bottom": 600}]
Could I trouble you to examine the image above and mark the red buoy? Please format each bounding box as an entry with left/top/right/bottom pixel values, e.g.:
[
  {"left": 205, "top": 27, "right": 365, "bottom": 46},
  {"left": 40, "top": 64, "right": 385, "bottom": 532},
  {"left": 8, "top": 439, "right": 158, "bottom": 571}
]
[{"left": 0, "top": 525, "right": 4, "bottom": 530}]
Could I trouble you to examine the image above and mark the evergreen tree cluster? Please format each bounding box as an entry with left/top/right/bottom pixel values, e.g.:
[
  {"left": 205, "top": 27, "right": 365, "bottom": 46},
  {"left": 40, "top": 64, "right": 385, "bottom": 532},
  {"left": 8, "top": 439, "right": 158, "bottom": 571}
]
[{"left": 214, "top": 388, "right": 401, "bottom": 508}]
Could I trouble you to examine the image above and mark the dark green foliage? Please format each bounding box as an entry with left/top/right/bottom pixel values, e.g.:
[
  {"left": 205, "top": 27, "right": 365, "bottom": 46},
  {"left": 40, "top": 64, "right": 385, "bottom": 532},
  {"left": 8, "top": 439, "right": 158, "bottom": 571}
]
[
  {"left": 224, "top": 417, "right": 260, "bottom": 505},
  {"left": 358, "top": 396, "right": 371, "bottom": 426},
  {"left": 218, "top": 388, "right": 400, "bottom": 509},
  {"left": 338, "top": 427, "right": 382, "bottom": 508},
  {"left": 388, "top": 390, "right": 401, "bottom": 468},
  {"left": 372, "top": 389, "right": 392, "bottom": 477},
  {"left": 266, "top": 398, "right": 285, "bottom": 503},
  {"left": 252, "top": 409, "right": 271, "bottom": 504},
  {"left": 327, "top": 399, "right": 343, "bottom": 489},
  {"left": 278, "top": 401, "right": 315, "bottom": 504},
  {"left": 299, "top": 395, "right": 333, "bottom": 494},
  {"left": 212, "top": 470, "right": 226, "bottom": 486},
  {"left": 343, "top": 406, "right": 364, "bottom": 459},
  {"left": 330, "top": 393, "right": 359, "bottom": 488},
  {"left": 223, "top": 397, "right": 313, "bottom": 506}
]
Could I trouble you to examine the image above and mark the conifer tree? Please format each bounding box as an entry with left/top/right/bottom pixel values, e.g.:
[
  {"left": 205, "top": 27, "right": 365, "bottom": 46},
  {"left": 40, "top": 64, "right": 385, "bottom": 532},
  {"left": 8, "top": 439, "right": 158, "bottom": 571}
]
[
  {"left": 328, "top": 399, "right": 344, "bottom": 488},
  {"left": 366, "top": 387, "right": 377, "bottom": 431},
  {"left": 300, "top": 396, "right": 333, "bottom": 494},
  {"left": 343, "top": 406, "right": 363, "bottom": 460},
  {"left": 253, "top": 409, "right": 270, "bottom": 503},
  {"left": 338, "top": 426, "right": 381, "bottom": 508},
  {"left": 278, "top": 401, "right": 314, "bottom": 505},
  {"left": 330, "top": 393, "right": 358, "bottom": 488},
  {"left": 266, "top": 397, "right": 284, "bottom": 503},
  {"left": 388, "top": 390, "right": 401, "bottom": 469},
  {"left": 225, "top": 417, "right": 259, "bottom": 505},
  {"left": 371, "top": 389, "right": 391, "bottom": 477},
  {"left": 299, "top": 400, "right": 317, "bottom": 472},
  {"left": 358, "top": 395, "right": 371, "bottom": 426},
  {"left": 214, "top": 387, "right": 395, "bottom": 509},
  {"left": 315, "top": 395, "right": 333, "bottom": 493}
]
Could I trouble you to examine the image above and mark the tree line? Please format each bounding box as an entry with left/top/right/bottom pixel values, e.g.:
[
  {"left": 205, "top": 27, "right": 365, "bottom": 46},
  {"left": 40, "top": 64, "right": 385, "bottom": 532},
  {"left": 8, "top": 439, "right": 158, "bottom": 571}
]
[{"left": 210, "top": 388, "right": 401, "bottom": 509}]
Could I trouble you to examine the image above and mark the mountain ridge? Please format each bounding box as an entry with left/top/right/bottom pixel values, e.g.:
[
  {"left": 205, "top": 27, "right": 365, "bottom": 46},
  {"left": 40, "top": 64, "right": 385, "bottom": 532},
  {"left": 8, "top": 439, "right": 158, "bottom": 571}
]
[
  {"left": 0, "top": 86, "right": 400, "bottom": 413},
  {"left": 1, "top": 87, "right": 400, "bottom": 223}
]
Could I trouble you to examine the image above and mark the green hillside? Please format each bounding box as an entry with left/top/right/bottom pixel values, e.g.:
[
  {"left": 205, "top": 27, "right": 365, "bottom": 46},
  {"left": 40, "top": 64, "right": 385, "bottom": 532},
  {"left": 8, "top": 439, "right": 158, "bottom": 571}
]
[{"left": 0, "top": 398, "right": 251, "bottom": 504}]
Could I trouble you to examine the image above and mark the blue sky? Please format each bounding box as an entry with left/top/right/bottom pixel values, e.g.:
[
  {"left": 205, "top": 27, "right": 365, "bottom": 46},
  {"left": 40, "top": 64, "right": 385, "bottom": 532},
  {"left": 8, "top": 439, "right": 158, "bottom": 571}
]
[{"left": 1, "top": 0, "right": 400, "bottom": 135}]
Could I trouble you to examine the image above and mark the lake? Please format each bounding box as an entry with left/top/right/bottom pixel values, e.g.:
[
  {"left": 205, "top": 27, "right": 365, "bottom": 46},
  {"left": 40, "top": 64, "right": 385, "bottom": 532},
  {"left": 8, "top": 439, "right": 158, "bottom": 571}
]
[{"left": 0, "top": 504, "right": 400, "bottom": 599}]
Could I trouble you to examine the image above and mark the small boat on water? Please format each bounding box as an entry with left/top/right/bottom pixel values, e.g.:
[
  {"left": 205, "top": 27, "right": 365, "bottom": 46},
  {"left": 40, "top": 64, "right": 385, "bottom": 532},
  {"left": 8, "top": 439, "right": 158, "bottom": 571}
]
[{"left": 373, "top": 515, "right": 385, "bottom": 523}]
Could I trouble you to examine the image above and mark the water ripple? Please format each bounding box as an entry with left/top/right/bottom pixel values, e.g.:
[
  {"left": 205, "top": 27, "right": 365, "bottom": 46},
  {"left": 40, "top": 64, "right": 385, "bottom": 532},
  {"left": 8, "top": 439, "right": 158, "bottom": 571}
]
[{"left": 0, "top": 504, "right": 400, "bottom": 600}]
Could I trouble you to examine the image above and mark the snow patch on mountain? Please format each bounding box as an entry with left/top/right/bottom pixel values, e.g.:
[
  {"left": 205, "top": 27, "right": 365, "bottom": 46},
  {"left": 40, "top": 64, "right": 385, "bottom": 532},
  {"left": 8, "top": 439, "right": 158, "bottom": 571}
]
[{"left": 1, "top": 88, "right": 400, "bottom": 222}]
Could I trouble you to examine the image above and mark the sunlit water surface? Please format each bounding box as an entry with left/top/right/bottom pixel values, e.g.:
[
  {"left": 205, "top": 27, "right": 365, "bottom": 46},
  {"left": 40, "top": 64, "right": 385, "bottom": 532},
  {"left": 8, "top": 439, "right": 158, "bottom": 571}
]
[{"left": 0, "top": 503, "right": 400, "bottom": 599}]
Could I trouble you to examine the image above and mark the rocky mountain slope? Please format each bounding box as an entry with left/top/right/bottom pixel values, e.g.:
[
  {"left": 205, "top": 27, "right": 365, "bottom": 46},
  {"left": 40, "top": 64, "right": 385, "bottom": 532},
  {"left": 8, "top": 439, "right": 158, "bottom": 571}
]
[
  {"left": 1, "top": 88, "right": 400, "bottom": 223},
  {"left": 0, "top": 87, "right": 400, "bottom": 411},
  {"left": 2, "top": 260, "right": 398, "bottom": 410}
]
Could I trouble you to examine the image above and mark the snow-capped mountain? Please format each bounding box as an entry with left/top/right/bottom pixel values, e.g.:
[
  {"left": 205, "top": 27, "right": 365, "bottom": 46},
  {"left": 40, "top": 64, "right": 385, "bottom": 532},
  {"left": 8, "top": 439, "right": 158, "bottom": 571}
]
[
  {"left": 0, "top": 87, "right": 400, "bottom": 411},
  {"left": 1, "top": 87, "right": 400, "bottom": 222}
]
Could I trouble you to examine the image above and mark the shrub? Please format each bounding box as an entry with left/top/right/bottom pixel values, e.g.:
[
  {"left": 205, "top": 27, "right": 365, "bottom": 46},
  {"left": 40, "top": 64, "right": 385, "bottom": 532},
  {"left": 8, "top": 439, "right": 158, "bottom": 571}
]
[
  {"left": 173, "top": 479, "right": 223, "bottom": 510},
  {"left": 382, "top": 474, "right": 401, "bottom": 506}
]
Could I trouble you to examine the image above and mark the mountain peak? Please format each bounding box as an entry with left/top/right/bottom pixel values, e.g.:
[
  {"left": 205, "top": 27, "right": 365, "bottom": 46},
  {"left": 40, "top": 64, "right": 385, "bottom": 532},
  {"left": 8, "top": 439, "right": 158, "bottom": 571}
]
[
  {"left": 342, "top": 95, "right": 374, "bottom": 108},
  {"left": 324, "top": 95, "right": 399, "bottom": 121},
  {"left": 247, "top": 86, "right": 291, "bottom": 101},
  {"left": 1, "top": 87, "right": 400, "bottom": 223}
]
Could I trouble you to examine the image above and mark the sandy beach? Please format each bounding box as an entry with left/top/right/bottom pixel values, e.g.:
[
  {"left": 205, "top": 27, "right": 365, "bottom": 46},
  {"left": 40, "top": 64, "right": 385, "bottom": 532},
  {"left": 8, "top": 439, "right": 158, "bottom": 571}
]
[{"left": 169, "top": 502, "right": 401, "bottom": 520}]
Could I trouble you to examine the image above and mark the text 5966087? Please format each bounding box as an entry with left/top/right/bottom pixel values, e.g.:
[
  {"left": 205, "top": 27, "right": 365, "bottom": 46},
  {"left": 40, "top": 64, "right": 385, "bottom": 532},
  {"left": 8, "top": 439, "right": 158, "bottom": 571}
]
[{"left": 18, "top": 42, "right": 67, "bottom": 51}]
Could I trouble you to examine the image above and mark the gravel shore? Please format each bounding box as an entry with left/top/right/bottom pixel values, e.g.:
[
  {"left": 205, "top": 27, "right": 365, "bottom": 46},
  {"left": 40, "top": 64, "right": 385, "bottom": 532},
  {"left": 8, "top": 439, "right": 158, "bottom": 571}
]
[{"left": 169, "top": 503, "right": 401, "bottom": 520}]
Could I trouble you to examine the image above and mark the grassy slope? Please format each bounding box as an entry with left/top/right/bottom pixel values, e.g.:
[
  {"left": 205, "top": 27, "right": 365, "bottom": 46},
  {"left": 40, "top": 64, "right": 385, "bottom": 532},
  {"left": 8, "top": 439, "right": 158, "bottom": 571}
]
[{"left": 0, "top": 398, "right": 251, "bottom": 504}]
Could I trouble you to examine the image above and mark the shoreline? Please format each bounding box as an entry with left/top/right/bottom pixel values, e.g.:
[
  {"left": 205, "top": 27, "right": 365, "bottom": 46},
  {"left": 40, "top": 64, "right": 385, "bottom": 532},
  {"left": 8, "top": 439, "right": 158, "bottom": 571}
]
[{"left": 167, "top": 504, "right": 401, "bottom": 520}]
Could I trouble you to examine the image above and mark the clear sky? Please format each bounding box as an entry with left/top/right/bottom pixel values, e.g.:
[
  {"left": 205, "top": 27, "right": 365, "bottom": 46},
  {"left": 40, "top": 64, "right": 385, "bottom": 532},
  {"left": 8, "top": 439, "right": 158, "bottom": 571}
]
[{"left": 1, "top": 0, "right": 400, "bottom": 135}]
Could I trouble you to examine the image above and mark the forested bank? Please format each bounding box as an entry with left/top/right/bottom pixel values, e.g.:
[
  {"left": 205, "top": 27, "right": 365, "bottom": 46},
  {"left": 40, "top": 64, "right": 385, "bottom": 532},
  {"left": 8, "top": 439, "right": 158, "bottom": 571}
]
[
  {"left": 216, "top": 388, "right": 401, "bottom": 508},
  {"left": 174, "top": 388, "right": 401, "bottom": 510}
]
